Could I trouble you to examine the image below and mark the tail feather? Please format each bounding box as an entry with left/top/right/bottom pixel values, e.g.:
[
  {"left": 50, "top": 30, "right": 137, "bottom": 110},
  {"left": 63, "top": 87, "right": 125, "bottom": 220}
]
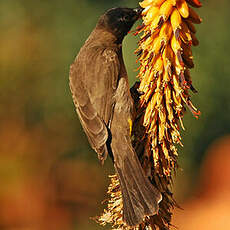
[{"left": 114, "top": 149, "right": 162, "bottom": 226}]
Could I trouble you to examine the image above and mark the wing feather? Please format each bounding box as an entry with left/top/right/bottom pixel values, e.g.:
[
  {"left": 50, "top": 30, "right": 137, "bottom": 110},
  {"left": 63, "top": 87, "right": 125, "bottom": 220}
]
[{"left": 69, "top": 46, "right": 120, "bottom": 162}]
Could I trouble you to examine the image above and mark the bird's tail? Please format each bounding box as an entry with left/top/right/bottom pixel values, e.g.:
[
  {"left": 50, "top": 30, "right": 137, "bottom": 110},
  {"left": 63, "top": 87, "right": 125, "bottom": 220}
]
[{"left": 114, "top": 146, "right": 162, "bottom": 226}]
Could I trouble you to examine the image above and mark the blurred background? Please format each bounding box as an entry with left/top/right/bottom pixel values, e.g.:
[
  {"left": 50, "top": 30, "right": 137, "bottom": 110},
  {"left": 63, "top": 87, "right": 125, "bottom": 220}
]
[{"left": 0, "top": 0, "right": 229, "bottom": 229}]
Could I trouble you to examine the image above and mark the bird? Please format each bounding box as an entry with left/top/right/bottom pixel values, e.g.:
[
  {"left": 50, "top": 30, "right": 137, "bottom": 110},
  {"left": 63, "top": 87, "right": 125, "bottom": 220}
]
[{"left": 69, "top": 7, "right": 162, "bottom": 226}]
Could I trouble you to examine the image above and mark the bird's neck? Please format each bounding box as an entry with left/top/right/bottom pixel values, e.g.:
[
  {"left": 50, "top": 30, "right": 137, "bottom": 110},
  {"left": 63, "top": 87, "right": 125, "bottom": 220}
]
[{"left": 90, "top": 26, "right": 124, "bottom": 46}]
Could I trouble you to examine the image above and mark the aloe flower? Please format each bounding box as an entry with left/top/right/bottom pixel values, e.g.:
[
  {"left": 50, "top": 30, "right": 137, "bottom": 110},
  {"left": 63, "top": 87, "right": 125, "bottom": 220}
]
[{"left": 96, "top": 0, "right": 202, "bottom": 229}]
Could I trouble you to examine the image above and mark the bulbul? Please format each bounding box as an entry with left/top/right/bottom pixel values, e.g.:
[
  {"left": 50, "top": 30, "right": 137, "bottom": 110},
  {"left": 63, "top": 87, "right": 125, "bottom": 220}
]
[{"left": 69, "top": 7, "right": 162, "bottom": 226}]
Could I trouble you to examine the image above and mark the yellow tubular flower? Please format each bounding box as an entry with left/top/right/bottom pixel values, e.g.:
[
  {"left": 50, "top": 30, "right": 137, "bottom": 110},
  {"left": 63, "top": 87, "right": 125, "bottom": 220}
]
[
  {"left": 171, "top": 8, "right": 182, "bottom": 37},
  {"left": 97, "top": 0, "right": 202, "bottom": 229},
  {"left": 143, "top": 6, "right": 159, "bottom": 24},
  {"left": 159, "top": 0, "right": 175, "bottom": 21},
  {"left": 176, "top": 0, "right": 189, "bottom": 18}
]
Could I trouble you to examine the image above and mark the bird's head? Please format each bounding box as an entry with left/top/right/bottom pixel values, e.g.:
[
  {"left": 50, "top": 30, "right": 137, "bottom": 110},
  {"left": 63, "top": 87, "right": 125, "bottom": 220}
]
[{"left": 98, "top": 7, "right": 143, "bottom": 43}]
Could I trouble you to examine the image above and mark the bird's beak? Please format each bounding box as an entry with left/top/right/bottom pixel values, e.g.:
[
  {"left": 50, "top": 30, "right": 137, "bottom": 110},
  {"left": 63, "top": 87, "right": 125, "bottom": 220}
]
[{"left": 133, "top": 7, "right": 143, "bottom": 19}]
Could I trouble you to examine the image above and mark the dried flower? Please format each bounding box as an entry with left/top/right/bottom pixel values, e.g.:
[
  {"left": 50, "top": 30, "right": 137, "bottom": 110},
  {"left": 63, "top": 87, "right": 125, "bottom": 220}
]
[{"left": 96, "top": 0, "right": 202, "bottom": 229}]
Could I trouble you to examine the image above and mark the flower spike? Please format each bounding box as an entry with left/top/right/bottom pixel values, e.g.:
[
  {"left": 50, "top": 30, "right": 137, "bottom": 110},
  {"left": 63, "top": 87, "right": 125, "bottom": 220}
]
[{"left": 96, "top": 1, "right": 202, "bottom": 229}]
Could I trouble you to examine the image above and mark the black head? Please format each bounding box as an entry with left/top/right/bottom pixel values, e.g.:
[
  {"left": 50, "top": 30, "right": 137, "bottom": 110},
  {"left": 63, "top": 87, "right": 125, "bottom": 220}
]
[{"left": 98, "top": 7, "right": 143, "bottom": 42}]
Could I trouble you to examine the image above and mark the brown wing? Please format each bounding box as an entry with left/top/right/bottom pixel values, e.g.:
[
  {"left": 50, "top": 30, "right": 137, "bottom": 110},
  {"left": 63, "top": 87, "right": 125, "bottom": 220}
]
[{"left": 69, "top": 46, "right": 120, "bottom": 163}]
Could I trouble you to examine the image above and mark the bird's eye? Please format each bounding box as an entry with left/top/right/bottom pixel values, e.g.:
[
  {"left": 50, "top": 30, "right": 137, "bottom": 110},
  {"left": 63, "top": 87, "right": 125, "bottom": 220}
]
[{"left": 122, "top": 15, "right": 130, "bottom": 21}]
